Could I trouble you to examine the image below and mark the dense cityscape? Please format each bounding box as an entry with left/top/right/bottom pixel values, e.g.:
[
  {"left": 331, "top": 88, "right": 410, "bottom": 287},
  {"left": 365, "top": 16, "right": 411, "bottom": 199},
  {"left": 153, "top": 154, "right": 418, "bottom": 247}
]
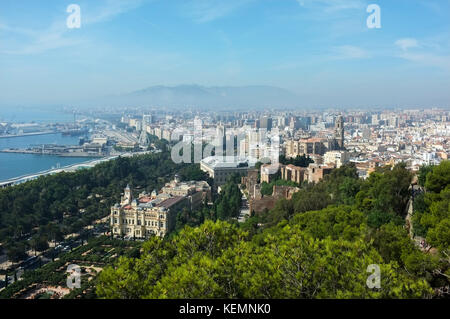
[{"left": 0, "top": 107, "right": 448, "bottom": 300}]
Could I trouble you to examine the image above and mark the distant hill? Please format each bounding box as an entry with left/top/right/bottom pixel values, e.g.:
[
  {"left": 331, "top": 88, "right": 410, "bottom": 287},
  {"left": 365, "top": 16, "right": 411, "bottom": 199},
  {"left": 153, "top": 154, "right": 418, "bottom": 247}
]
[{"left": 81, "top": 84, "right": 302, "bottom": 109}]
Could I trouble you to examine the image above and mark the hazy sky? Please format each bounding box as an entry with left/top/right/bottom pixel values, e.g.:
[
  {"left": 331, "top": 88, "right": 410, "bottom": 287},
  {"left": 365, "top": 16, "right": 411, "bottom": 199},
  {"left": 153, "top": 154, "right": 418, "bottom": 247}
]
[{"left": 0, "top": 0, "right": 449, "bottom": 108}]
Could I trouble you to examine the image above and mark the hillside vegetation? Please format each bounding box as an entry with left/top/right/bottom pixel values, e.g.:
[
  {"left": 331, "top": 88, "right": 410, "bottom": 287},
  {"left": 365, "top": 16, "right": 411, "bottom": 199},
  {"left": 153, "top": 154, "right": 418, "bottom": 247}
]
[{"left": 96, "top": 162, "right": 450, "bottom": 299}]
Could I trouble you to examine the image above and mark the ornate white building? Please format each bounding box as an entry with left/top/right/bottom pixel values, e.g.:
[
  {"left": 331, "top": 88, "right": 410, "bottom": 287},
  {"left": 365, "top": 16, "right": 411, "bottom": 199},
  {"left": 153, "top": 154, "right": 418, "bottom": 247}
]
[
  {"left": 110, "top": 184, "right": 186, "bottom": 238},
  {"left": 110, "top": 177, "right": 211, "bottom": 239}
]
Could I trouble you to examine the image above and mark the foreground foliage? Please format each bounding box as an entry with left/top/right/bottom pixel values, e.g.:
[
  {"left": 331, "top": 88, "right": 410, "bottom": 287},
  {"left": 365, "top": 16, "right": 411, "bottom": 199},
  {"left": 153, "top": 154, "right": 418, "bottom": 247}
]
[
  {"left": 97, "top": 217, "right": 432, "bottom": 299},
  {"left": 97, "top": 162, "right": 450, "bottom": 299}
]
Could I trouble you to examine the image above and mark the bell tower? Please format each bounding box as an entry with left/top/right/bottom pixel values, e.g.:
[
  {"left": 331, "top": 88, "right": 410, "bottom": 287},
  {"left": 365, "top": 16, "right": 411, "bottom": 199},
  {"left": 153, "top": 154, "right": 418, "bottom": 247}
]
[
  {"left": 121, "top": 184, "right": 132, "bottom": 205},
  {"left": 335, "top": 115, "right": 345, "bottom": 149}
]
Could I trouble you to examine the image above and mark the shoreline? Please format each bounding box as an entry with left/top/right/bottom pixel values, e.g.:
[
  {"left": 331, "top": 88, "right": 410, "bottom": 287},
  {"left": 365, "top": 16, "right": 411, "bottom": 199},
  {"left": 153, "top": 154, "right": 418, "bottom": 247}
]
[
  {"left": 0, "top": 149, "right": 104, "bottom": 157},
  {"left": 0, "top": 156, "right": 111, "bottom": 187},
  {"left": 0, "top": 150, "right": 156, "bottom": 187}
]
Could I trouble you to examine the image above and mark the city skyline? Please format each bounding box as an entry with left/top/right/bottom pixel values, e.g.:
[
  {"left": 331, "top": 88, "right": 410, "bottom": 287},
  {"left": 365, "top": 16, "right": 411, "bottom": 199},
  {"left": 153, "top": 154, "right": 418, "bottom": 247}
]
[{"left": 0, "top": 0, "right": 450, "bottom": 108}]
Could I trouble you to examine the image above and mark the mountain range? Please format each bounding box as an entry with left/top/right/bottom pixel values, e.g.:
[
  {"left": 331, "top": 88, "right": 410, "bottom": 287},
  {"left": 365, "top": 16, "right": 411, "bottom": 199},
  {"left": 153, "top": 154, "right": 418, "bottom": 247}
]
[{"left": 80, "top": 85, "right": 303, "bottom": 110}]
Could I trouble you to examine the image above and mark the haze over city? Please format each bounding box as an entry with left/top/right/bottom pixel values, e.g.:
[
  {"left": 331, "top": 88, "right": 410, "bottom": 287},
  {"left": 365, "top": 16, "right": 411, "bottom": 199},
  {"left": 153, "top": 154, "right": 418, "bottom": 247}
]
[{"left": 1, "top": 0, "right": 450, "bottom": 108}]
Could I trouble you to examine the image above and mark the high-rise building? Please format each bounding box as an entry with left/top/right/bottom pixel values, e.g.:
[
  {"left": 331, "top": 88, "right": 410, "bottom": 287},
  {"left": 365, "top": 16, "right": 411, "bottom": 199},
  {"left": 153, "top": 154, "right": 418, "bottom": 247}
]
[
  {"left": 389, "top": 116, "right": 399, "bottom": 128},
  {"left": 371, "top": 114, "right": 379, "bottom": 125},
  {"left": 298, "top": 116, "right": 311, "bottom": 130},
  {"left": 133, "top": 120, "right": 142, "bottom": 132},
  {"left": 214, "top": 123, "right": 228, "bottom": 155},
  {"left": 142, "top": 114, "right": 153, "bottom": 126},
  {"left": 362, "top": 126, "right": 371, "bottom": 141},
  {"left": 260, "top": 116, "right": 273, "bottom": 131},
  {"left": 216, "top": 124, "right": 226, "bottom": 140},
  {"left": 289, "top": 117, "right": 300, "bottom": 130}
]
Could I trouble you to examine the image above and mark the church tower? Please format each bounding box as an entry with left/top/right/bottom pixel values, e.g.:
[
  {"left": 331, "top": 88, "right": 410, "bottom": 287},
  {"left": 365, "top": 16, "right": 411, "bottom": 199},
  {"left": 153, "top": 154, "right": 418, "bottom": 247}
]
[
  {"left": 335, "top": 115, "right": 345, "bottom": 149},
  {"left": 121, "top": 184, "right": 132, "bottom": 205}
]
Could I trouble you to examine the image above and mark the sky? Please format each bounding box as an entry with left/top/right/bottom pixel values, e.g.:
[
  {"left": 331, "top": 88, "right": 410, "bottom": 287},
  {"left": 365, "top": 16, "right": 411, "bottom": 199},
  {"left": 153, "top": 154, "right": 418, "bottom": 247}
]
[{"left": 0, "top": 0, "right": 449, "bottom": 108}]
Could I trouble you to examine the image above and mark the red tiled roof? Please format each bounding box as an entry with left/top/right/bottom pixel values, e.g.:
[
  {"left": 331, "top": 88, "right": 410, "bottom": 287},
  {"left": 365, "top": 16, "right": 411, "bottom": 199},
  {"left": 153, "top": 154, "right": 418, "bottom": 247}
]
[{"left": 139, "top": 197, "right": 151, "bottom": 203}]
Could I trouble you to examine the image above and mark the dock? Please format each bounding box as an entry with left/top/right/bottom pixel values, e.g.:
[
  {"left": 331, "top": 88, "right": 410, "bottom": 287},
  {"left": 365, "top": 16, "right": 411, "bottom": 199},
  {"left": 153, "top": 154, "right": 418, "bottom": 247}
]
[
  {"left": 0, "top": 131, "right": 57, "bottom": 139},
  {"left": 0, "top": 143, "right": 104, "bottom": 158}
]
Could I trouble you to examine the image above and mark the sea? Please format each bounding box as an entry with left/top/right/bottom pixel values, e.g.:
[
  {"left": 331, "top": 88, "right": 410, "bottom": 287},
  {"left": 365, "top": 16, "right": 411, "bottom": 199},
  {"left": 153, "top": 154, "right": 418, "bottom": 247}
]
[
  {"left": 0, "top": 106, "right": 75, "bottom": 124},
  {"left": 0, "top": 107, "right": 96, "bottom": 181}
]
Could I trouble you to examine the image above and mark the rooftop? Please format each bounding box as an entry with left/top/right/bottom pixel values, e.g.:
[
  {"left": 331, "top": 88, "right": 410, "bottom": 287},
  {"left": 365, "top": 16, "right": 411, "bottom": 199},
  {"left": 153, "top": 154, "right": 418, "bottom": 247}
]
[
  {"left": 201, "top": 156, "right": 255, "bottom": 169},
  {"left": 158, "top": 196, "right": 185, "bottom": 209}
]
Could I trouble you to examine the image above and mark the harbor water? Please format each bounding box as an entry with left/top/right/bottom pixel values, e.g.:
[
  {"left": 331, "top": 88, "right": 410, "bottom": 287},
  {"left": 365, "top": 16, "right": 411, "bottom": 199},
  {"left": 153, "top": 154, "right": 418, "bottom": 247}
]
[{"left": 0, "top": 133, "right": 96, "bottom": 181}]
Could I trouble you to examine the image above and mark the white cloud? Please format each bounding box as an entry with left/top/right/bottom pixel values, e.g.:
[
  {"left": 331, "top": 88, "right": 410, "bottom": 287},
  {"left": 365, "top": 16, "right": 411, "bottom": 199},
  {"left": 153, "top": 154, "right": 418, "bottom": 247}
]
[
  {"left": 0, "top": 0, "right": 147, "bottom": 55},
  {"left": 332, "top": 45, "right": 370, "bottom": 59},
  {"left": 395, "top": 37, "right": 450, "bottom": 70},
  {"left": 181, "top": 0, "right": 254, "bottom": 23},
  {"left": 0, "top": 23, "right": 38, "bottom": 37},
  {"left": 398, "top": 52, "right": 450, "bottom": 70},
  {"left": 0, "top": 19, "right": 80, "bottom": 55},
  {"left": 292, "top": 0, "right": 369, "bottom": 37},
  {"left": 296, "top": 0, "right": 366, "bottom": 12},
  {"left": 396, "top": 36, "right": 450, "bottom": 69},
  {"left": 395, "top": 38, "right": 419, "bottom": 51},
  {"left": 84, "top": 0, "right": 147, "bottom": 25}
]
